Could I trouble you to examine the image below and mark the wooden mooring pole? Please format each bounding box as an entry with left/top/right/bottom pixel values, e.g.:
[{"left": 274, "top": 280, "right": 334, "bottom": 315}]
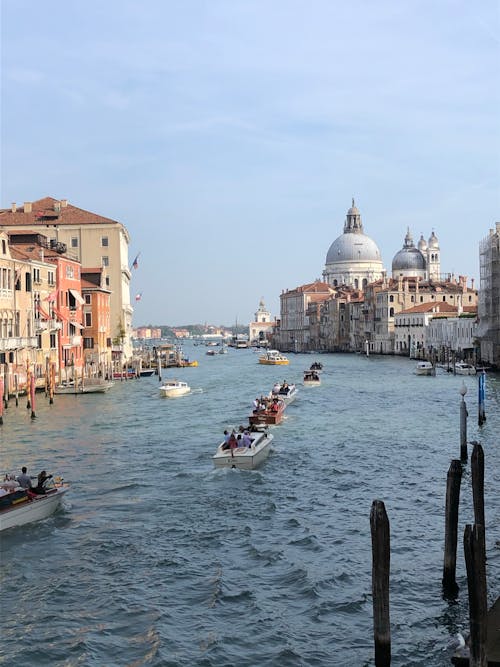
[
  {"left": 459, "top": 382, "right": 468, "bottom": 462},
  {"left": 370, "top": 500, "right": 391, "bottom": 666},
  {"left": 478, "top": 371, "right": 486, "bottom": 426},
  {"left": 471, "top": 443, "right": 485, "bottom": 531},
  {"left": 442, "top": 459, "right": 462, "bottom": 596},
  {"left": 464, "top": 524, "right": 488, "bottom": 666}
]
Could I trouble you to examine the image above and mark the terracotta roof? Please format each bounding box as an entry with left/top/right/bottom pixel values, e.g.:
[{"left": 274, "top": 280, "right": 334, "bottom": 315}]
[
  {"left": 8, "top": 243, "right": 65, "bottom": 263},
  {"left": 398, "top": 302, "right": 477, "bottom": 315},
  {"left": 0, "top": 197, "right": 121, "bottom": 227}
]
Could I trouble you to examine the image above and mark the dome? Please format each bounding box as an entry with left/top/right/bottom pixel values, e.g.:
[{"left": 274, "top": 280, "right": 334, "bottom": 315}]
[
  {"left": 428, "top": 231, "right": 439, "bottom": 248},
  {"left": 417, "top": 234, "right": 427, "bottom": 252},
  {"left": 392, "top": 247, "right": 426, "bottom": 271},
  {"left": 326, "top": 232, "right": 382, "bottom": 264}
]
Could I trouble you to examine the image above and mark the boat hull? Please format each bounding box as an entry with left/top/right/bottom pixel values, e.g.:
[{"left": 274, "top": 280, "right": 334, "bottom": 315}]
[
  {"left": 249, "top": 410, "right": 284, "bottom": 425},
  {"left": 212, "top": 433, "right": 273, "bottom": 470},
  {"left": 159, "top": 382, "right": 191, "bottom": 398},
  {"left": 258, "top": 359, "right": 289, "bottom": 365},
  {"left": 0, "top": 488, "right": 68, "bottom": 532},
  {"left": 55, "top": 381, "right": 114, "bottom": 394}
]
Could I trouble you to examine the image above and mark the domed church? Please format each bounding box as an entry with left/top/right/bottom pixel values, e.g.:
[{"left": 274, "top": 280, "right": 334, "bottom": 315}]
[
  {"left": 322, "top": 199, "right": 384, "bottom": 289},
  {"left": 391, "top": 229, "right": 440, "bottom": 280}
]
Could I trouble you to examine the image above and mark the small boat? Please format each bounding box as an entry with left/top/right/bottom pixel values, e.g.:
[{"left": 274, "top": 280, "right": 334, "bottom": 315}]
[
  {"left": 258, "top": 350, "right": 289, "bottom": 365},
  {"left": 55, "top": 378, "right": 114, "bottom": 394},
  {"left": 212, "top": 428, "right": 274, "bottom": 470},
  {"left": 270, "top": 382, "right": 298, "bottom": 404},
  {"left": 206, "top": 349, "right": 217, "bottom": 356},
  {"left": 249, "top": 398, "right": 286, "bottom": 425},
  {"left": 139, "top": 368, "right": 155, "bottom": 377},
  {"left": 455, "top": 362, "right": 477, "bottom": 376},
  {"left": 310, "top": 361, "right": 323, "bottom": 372},
  {"left": 0, "top": 478, "right": 69, "bottom": 532},
  {"left": 415, "top": 361, "right": 435, "bottom": 376},
  {"left": 159, "top": 380, "right": 191, "bottom": 398},
  {"left": 303, "top": 370, "right": 321, "bottom": 386},
  {"left": 178, "top": 359, "right": 198, "bottom": 367}
]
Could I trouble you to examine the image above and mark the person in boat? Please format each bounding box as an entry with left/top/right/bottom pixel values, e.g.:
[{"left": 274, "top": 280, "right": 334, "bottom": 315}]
[
  {"left": 228, "top": 432, "right": 238, "bottom": 450},
  {"left": 253, "top": 397, "right": 260, "bottom": 413},
  {"left": 272, "top": 382, "right": 281, "bottom": 395},
  {"left": 222, "top": 430, "right": 231, "bottom": 450},
  {"left": 17, "top": 466, "right": 32, "bottom": 490},
  {"left": 241, "top": 431, "right": 252, "bottom": 448},
  {"left": 31, "top": 470, "right": 53, "bottom": 495},
  {"left": 270, "top": 398, "right": 280, "bottom": 413}
]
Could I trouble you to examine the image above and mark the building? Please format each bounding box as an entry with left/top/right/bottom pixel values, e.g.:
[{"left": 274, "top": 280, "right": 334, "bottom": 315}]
[
  {"left": 477, "top": 222, "right": 500, "bottom": 367},
  {"left": 392, "top": 229, "right": 441, "bottom": 281},
  {"left": 81, "top": 268, "right": 112, "bottom": 372},
  {"left": 276, "top": 281, "right": 335, "bottom": 352},
  {"left": 0, "top": 198, "right": 134, "bottom": 361},
  {"left": 249, "top": 298, "right": 275, "bottom": 345},
  {"left": 323, "top": 200, "right": 384, "bottom": 289}
]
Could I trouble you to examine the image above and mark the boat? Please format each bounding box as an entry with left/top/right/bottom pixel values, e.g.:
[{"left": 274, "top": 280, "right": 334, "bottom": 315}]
[
  {"left": 139, "top": 368, "right": 155, "bottom": 377},
  {"left": 159, "top": 380, "right": 191, "bottom": 398},
  {"left": 206, "top": 349, "right": 217, "bottom": 356},
  {"left": 455, "top": 362, "right": 477, "bottom": 376},
  {"left": 55, "top": 378, "right": 114, "bottom": 394},
  {"left": 249, "top": 398, "right": 286, "bottom": 425},
  {"left": 310, "top": 361, "right": 323, "bottom": 372},
  {"left": 270, "top": 382, "right": 298, "bottom": 404},
  {"left": 178, "top": 359, "right": 198, "bottom": 367},
  {"left": 0, "top": 478, "right": 69, "bottom": 532},
  {"left": 303, "top": 370, "right": 321, "bottom": 386},
  {"left": 258, "top": 350, "right": 289, "bottom": 365},
  {"left": 415, "top": 361, "right": 435, "bottom": 376},
  {"left": 212, "top": 427, "right": 274, "bottom": 470}
]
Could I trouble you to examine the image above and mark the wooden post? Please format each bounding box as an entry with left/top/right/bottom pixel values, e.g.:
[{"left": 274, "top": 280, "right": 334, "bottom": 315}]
[
  {"left": 478, "top": 371, "right": 486, "bottom": 426},
  {"left": 0, "top": 376, "right": 4, "bottom": 425},
  {"left": 370, "top": 500, "right": 391, "bottom": 666},
  {"left": 471, "top": 442, "right": 485, "bottom": 542},
  {"left": 26, "top": 365, "right": 31, "bottom": 410},
  {"left": 464, "top": 524, "right": 488, "bottom": 666},
  {"left": 30, "top": 373, "right": 36, "bottom": 419},
  {"left": 442, "top": 459, "right": 462, "bottom": 596},
  {"left": 460, "top": 391, "right": 468, "bottom": 463},
  {"left": 158, "top": 355, "right": 162, "bottom": 382}
]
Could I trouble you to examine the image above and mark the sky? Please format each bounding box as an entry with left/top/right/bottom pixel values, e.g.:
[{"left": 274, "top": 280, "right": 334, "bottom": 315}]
[{"left": 1, "top": 0, "right": 499, "bottom": 327}]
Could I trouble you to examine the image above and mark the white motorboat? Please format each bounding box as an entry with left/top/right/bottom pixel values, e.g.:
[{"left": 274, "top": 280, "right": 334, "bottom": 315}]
[
  {"left": 270, "top": 382, "right": 298, "bottom": 404},
  {"left": 212, "top": 428, "right": 274, "bottom": 470},
  {"left": 0, "top": 483, "right": 69, "bottom": 532},
  {"left": 303, "top": 370, "right": 321, "bottom": 386},
  {"left": 159, "top": 380, "right": 191, "bottom": 398},
  {"left": 415, "top": 361, "right": 435, "bottom": 376},
  {"left": 455, "top": 362, "right": 476, "bottom": 376},
  {"left": 55, "top": 378, "right": 114, "bottom": 394}
]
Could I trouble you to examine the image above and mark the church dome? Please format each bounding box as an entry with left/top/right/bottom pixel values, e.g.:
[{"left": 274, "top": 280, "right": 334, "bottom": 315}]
[
  {"left": 428, "top": 230, "right": 439, "bottom": 248},
  {"left": 392, "top": 228, "right": 426, "bottom": 272},
  {"left": 326, "top": 232, "right": 381, "bottom": 264},
  {"left": 417, "top": 234, "right": 427, "bottom": 252}
]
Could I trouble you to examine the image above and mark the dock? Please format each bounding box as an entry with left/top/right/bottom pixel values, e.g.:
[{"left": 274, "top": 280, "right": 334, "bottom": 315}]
[{"left": 452, "top": 596, "right": 500, "bottom": 666}]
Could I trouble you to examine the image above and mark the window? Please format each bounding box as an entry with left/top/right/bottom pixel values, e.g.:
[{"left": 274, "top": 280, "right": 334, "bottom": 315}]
[
  {"left": 102, "top": 256, "right": 109, "bottom": 267},
  {"left": 71, "top": 237, "right": 78, "bottom": 248},
  {"left": 101, "top": 236, "right": 109, "bottom": 247},
  {"left": 85, "top": 312, "right": 92, "bottom": 327},
  {"left": 66, "top": 265, "right": 74, "bottom": 279},
  {"left": 50, "top": 333, "right": 57, "bottom": 348},
  {"left": 105, "top": 276, "right": 110, "bottom": 287},
  {"left": 84, "top": 337, "right": 94, "bottom": 349},
  {"left": 48, "top": 271, "right": 55, "bottom": 286},
  {"left": 2, "top": 240, "right": 6, "bottom": 254},
  {"left": 389, "top": 295, "right": 394, "bottom": 302},
  {"left": 85, "top": 294, "right": 91, "bottom": 305},
  {"left": 33, "top": 268, "right": 41, "bottom": 283}
]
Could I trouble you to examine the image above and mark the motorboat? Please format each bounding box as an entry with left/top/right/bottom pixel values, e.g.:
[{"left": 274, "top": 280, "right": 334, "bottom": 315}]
[
  {"left": 159, "top": 380, "right": 191, "bottom": 398},
  {"left": 270, "top": 382, "right": 298, "bottom": 404},
  {"left": 455, "top": 362, "right": 477, "bottom": 376},
  {"left": 249, "top": 398, "right": 286, "bottom": 425},
  {"left": 206, "top": 349, "right": 217, "bottom": 356},
  {"left": 310, "top": 361, "right": 323, "bottom": 372},
  {"left": 415, "top": 361, "right": 435, "bottom": 376},
  {"left": 258, "top": 350, "right": 289, "bottom": 365},
  {"left": 0, "top": 478, "right": 69, "bottom": 532},
  {"left": 212, "top": 428, "right": 274, "bottom": 470},
  {"left": 55, "top": 378, "right": 114, "bottom": 394},
  {"left": 303, "top": 370, "right": 321, "bottom": 386},
  {"left": 138, "top": 368, "right": 155, "bottom": 377}
]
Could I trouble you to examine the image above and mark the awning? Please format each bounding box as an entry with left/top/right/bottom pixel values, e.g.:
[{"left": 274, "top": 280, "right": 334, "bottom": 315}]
[
  {"left": 70, "top": 321, "right": 84, "bottom": 330},
  {"left": 69, "top": 289, "right": 85, "bottom": 305}
]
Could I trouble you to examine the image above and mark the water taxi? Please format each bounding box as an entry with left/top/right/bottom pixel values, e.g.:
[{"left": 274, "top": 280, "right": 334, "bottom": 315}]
[
  {"left": 303, "top": 370, "right": 321, "bottom": 386},
  {"left": 249, "top": 398, "right": 286, "bottom": 425},
  {"left": 212, "top": 428, "right": 274, "bottom": 470},
  {"left": 258, "top": 350, "right": 289, "bottom": 365},
  {"left": 415, "top": 361, "right": 435, "bottom": 376},
  {"left": 159, "top": 380, "right": 191, "bottom": 398},
  {"left": 454, "top": 362, "right": 476, "bottom": 376},
  {"left": 0, "top": 477, "right": 69, "bottom": 532}
]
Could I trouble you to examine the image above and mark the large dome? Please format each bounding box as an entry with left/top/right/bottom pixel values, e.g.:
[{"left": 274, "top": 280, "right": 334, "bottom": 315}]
[{"left": 326, "top": 233, "right": 382, "bottom": 264}]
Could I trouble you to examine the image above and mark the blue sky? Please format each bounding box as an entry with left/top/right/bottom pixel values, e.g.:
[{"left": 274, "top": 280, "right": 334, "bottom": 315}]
[{"left": 1, "top": 0, "right": 499, "bottom": 326}]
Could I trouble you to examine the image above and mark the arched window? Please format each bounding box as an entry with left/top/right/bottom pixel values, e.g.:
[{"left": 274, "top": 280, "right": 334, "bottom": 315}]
[
  {"left": 354, "top": 278, "right": 359, "bottom": 289},
  {"left": 389, "top": 295, "right": 394, "bottom": 302},
  {"left": 1, "top": 240, "right": 6, "bottom": 254},
  {"left": 362, "top": 278, "right": 368, "bottom": 290},
  {"left": 389, "top": 307, "right": 394, "bottom": 317}
]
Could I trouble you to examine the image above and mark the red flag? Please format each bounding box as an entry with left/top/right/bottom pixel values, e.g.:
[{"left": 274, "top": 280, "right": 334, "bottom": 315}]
[{"left": 135, "top": 293, "right": 142, "bottom": 302}]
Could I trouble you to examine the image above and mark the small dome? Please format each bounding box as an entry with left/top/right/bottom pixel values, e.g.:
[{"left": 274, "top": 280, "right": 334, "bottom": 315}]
[
  {"left": 428, "top": 231, "right": 439, "bottom": 248},
  {"left": 326, "top": 232, "right": 382, "bottom": 264},
  {"left": 392, "top": 247, "right": 426, "bottom": 271},
  {"left": 417, "top": 234, "right": 427, "bottom": 252}
]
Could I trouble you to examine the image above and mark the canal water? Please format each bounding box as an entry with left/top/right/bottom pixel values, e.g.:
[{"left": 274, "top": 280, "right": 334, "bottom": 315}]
[{"left": 1, "top": 347, "right": 499, "bottom": 667}]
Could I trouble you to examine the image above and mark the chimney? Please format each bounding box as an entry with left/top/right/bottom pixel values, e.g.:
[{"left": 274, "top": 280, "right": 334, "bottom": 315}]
[
  {"left": 457, "top": 295, "right": 463, "bottom": 316},
  {"left": 11, "top": 202, "right": 16, "bottom": 213},
  {"left": 60, "top": 199, "right": 68, "bottom": 208},
  {"left": 24, "top": 202, "right": 32, "bottom": 213},
  {"left": 471, "top": 278, "right": 475, "bottom": 290},
  {"left": 54, "top": 201, "right": 61, "bottom": 212}
]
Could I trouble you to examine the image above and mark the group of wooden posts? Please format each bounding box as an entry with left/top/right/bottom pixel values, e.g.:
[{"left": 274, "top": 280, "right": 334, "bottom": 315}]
[{"left": 370, "top": 373, "right": 496, "bottom": 666}]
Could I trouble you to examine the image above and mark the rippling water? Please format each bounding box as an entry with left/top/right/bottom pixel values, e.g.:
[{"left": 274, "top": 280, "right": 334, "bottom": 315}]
[{"left": 1, "top": 347, "right": 499, "bottom": 666}]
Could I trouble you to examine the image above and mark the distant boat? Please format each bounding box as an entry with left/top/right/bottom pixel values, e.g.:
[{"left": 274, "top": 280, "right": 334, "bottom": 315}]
[
  {"left": 455, "top": 362, "right": 476, "bottom": 376},
  {"left": 159, "top": 380, "right": 191, "bottom": 398},
  {"left": 303, "top": 370, "right": 321, "bottom": 386},
  {"left": 212, "top": 428, "right": 273, "bottom": 470},
  {"left": 55, "top": 378, "right": 114, "bottom": 394},
  {"left": 258, "top": 350, "right": 289, "bottom": 366},
  {"left": 415, "top": 361, "right": 435, "bottom": 376}
]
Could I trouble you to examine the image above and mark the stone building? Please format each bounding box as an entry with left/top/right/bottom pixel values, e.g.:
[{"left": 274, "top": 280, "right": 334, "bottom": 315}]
[
  {"left": 248, "top": 298, "right": 275, "bottom": 346},
  {"left": 477, "top": 222, "right": 500, "bottom": 367}
]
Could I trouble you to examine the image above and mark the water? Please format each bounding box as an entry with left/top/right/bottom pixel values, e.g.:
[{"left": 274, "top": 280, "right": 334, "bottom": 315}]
[{"left": 1, "top": 348, "right": 499, "bottom": 666}]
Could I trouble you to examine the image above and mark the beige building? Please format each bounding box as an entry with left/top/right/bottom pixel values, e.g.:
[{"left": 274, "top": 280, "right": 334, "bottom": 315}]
[
  {"left": 0, "top": 198, "right": 134, "bottom": 361},
  {"left": 249, "top": 298, "right": 275, "bottom": 345}
]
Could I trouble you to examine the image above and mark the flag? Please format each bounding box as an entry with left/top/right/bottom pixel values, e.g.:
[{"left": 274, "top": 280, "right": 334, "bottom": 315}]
[
  {"left": 131, "top": 252, "right": 141, "bottom": 270},
  {"left": 45, "top": 289, "right": 58, "bottom": 303},
  {"left": 135, "top": 293, "right": 142, "bottom": 302}
]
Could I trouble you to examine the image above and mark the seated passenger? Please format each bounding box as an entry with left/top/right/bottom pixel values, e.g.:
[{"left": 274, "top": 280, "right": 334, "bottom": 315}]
[{"left": 31, "top": 470, "right": 53, "bottom": 495}]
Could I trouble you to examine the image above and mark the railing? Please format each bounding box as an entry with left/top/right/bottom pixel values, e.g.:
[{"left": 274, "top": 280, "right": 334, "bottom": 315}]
[{"left": 0, "top": 336, "right": 38, "bottom": 351}]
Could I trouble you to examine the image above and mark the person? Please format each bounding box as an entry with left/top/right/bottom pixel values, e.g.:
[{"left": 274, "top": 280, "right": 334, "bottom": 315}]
[
  {"left": 241, "top": 431, "right": 252, "bottom": 448},
  {"left": 272, "top": 382, "right": 281, "bottom": 395},
  {"left": 222, "top": 430, "right": 231, "bottom": 450},
  {"left": 270, "top": 398, "right": 280, "bottom": 413},
  {"left": 253, "top": 397, "right": 260, "bottom": 413},
  {"left": 32, "top": 470, "right": 53, "bottom": 495},
  {"left": 17, "top": 466, "right": 32, "bottom": 489},
  {"left": 228, "top": 432, "right": 238, "bottom": 454}
]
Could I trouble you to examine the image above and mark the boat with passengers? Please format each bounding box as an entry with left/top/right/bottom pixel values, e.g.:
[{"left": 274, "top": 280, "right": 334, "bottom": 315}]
[{"left": 212, "top": 426, "right": 274, "bottom": 470}]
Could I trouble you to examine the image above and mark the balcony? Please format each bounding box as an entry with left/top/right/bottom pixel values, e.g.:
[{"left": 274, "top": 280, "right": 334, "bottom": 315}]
[{"left": 0, "top": 336, "right": 38, "bottom": 351}]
